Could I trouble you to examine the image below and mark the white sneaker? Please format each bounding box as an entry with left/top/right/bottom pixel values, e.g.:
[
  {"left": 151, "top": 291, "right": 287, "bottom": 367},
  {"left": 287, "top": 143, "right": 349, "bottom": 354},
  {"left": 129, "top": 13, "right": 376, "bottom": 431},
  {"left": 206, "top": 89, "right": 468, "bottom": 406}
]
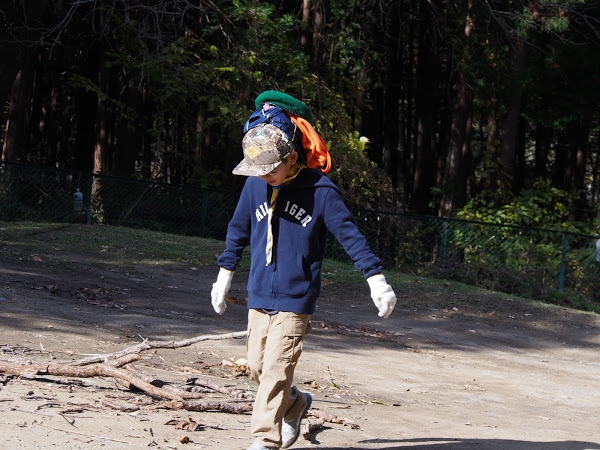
[
  {"left": 281, "top": 392, "right": 312, "bottom": 449},
  {"left": 246, "top": 443, "right": 277, "bottom": 450}
]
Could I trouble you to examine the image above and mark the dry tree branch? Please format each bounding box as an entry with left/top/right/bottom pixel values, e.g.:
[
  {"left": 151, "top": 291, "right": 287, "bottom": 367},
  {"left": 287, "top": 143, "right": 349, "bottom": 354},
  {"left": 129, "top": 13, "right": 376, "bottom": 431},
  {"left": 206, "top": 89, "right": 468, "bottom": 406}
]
[
  {"left": 0, "top": 331, "right": 251, "bottom": 413},
  {"left": 69, "top": 330, "right": 247, "bottom": 366}
]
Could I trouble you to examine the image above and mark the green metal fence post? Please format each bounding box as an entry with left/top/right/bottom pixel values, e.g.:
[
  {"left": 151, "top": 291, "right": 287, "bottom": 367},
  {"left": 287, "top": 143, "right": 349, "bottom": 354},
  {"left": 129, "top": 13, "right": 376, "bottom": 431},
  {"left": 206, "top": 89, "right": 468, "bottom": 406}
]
[
  {"left": 558, "top": 232, "right": 568, "bottom": 290},
  {"left": 85, "top": 176, "right": 93, "bottom": 224},
  {"left": 440, "top": 220, "right": 447, "bottom": 261}
]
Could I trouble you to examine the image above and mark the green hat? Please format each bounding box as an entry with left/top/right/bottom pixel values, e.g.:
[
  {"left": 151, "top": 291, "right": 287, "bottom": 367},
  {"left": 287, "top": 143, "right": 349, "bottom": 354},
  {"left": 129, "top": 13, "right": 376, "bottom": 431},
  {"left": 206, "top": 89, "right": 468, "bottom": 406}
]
[{"left": 255, "top": 90, "right": 314, "bottom": 125}]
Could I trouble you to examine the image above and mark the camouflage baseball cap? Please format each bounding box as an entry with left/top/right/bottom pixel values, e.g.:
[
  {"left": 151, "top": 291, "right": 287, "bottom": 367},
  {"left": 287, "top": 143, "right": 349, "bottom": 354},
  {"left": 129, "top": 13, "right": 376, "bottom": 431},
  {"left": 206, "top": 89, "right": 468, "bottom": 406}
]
[{"left": 233, "top": 123, "right": 296, "bottom": 176}]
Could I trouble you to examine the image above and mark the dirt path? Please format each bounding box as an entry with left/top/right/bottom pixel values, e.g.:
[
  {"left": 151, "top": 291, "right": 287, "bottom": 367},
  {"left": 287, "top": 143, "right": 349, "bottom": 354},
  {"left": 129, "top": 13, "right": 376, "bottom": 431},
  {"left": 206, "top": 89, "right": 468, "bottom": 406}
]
[{"left": 1, "top": 241, "right": 599, "bottom": 449}]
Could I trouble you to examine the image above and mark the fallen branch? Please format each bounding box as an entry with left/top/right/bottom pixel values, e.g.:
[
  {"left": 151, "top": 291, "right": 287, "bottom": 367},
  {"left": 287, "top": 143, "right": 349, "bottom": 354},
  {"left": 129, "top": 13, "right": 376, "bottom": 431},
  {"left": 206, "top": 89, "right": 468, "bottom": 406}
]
[
  {"left": 70, "top": 330, "right": 247, "bottom": 366},
  {"left": 186, "top": 377, "right": 236, "bottom": 396},
  {"left": 39, "top": 425, "right": 129, "bottom": 443},
  {"left": 123, "top": 365, "right": 205, "bottom": 400},
  {"left": 0, "top": 353, "right": 140, "bottom": 378},
  {"left": 100, "top": 400, "right": 140, "bottom": 412},
  {"left": 165, "top": 399, "right": 253, "bottom": 414},
  {"left": 0, "top": 331, "right": 250, "bottom": 413}
]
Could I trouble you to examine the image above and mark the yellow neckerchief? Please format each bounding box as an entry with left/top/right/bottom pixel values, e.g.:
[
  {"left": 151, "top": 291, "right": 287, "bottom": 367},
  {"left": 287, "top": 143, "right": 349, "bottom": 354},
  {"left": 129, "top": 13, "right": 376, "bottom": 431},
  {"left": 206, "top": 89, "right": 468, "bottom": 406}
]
[
  {"left": 265, "top": 162, "right": 306, "bottom": 265},
  {"left": 281, "top": 161, "right": 305, "bottom": 186}
]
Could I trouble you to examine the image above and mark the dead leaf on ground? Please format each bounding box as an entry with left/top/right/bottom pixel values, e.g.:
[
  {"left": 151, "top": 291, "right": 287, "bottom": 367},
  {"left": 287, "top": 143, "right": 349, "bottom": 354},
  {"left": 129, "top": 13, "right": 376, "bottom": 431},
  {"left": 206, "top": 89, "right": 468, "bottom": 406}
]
[
  {"left": 303, "top": 380, "right": 320, "bottom": 389},
  {"left": 221, "top": 358, "right": 250, "bottom": 376},
  {"left": 165, "top": 416, "right": 203, "bottom": 431}
]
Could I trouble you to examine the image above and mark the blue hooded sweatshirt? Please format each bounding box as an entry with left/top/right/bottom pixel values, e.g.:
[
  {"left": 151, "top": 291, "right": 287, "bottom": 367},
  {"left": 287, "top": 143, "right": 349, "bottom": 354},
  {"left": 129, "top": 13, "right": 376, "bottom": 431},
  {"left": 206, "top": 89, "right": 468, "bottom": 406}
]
[{"left": 217, "top": 168, "right": 382, "bottom": 314}]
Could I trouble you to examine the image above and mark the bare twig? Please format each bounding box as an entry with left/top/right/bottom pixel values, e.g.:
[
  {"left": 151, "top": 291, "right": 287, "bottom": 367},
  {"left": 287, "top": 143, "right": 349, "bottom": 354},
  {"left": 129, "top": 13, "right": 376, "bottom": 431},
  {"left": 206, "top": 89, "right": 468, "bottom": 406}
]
[
  {"left": 39, "top": 425, "right": 129, "bottom": 443},
  {"left": 69, "top": 331, "right": 247, "bottom": 366},
  {"left": 0, "top": 331, "right": 251, "bottom": 413}
]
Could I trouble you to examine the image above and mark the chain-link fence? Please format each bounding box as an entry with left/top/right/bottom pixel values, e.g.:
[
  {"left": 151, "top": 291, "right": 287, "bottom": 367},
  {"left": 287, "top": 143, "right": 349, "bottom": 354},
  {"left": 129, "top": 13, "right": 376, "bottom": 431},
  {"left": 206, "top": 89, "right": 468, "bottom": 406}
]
[
  {"left": 2, "top": 160, "right": 599, "bottom": 308},
  {"left": 349, "top": 210, "right": 600, "bottom": 305},
  {"left": 0, "top": 161, "right": 237, "bottom": 240}
]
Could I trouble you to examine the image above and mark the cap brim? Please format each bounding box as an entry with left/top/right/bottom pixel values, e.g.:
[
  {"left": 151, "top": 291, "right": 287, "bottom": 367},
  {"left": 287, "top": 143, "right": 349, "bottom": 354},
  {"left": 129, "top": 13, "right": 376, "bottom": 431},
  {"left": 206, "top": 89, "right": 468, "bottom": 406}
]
[{"left": 232, "top": 159, "right": 282, "bottom": 177}]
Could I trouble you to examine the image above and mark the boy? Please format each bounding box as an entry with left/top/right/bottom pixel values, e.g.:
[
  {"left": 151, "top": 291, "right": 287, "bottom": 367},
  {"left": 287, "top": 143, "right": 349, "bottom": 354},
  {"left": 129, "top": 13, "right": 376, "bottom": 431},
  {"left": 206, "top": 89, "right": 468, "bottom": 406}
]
[{"left": 211, "top": 91, "right": 397, "bottom": 450}]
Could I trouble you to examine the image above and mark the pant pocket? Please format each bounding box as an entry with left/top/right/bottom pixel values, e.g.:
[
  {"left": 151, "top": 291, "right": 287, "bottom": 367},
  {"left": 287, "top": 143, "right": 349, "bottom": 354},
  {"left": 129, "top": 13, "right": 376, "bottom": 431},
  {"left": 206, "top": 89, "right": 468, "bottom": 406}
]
[{"left": 279, "top": 312, "right": 310, "bottom": 363}]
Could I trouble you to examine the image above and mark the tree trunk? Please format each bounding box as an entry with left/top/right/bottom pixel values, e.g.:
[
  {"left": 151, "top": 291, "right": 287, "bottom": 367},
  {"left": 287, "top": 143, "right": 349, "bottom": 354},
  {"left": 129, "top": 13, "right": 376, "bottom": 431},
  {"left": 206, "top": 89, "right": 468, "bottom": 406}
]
[
  {"left": 412, "top": 0, "right": 440, "bottom": 214},
  {"left": 440, "top": 69, "right": 473, "bottom": 217},
  {"left": 353, "top": 62, "right": 367, "bottom": 134},
  {"left": 311, "top": 0, "right": 324, "bottom": 71},
  {"left": 73, "top": 88, "right": 98, "bottom": 172},
  {"left": 300, "top": 0, "right": 311, "bottom": 49},
  {"left": 0, "top": 1, "right": 49, "bottom": 117},
  {"left": 2, "top": 45, "right": 37, "bottom": 163},
  {"left": 382, "top": 2, "right": 403, "bottom": 188},
  {"left": 514, "top": 115, "right": 527, "bottom": 193},
  {"left": 569, "top": 112, "right": 591, "bottom": 221},
  {"left": 401, "top": 0, "right": 418, "bottom": 209},
  {"left": 115, "top": 86, "right": 144, "bottom": 178},
  {"left": 498, "top": 40, "right": 529, "bottom": 196},
  {"left": 141, "top": 90, "right": 154, "bottom": 179},
  {"left": 484, "top": 102, "right": 500, "bottom": 197},
  {"left": 91, "top": 2, "right": 111, "bottom": 177},
  {"left": 93, "top": 75, "right": 108, "bottom": 175},
  {"left": 533, "top": 123, "right": 550, "bottom": 180},
  {"left": 552, "top": 137, "right": 571, "bottom": 192}
]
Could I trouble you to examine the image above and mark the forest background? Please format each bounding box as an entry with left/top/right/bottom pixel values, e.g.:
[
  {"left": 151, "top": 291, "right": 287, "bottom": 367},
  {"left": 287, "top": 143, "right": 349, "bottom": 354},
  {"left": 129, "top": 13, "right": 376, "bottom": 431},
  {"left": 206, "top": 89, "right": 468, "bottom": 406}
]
[
  {"left": 2, "top": 1, "right": 600, "bottom": 233},
  {"left": 2, "top": 7, "right": 600, "bottom": 446}
]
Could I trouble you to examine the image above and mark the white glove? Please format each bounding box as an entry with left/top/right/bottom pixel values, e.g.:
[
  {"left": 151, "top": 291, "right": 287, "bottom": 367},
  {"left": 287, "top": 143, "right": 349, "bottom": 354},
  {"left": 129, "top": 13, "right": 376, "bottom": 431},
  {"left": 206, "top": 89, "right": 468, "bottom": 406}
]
[
  {"left": 367, "top": 274, "right": 397, "bottom": 318},
  {"left": 211, "top": 268, "right": 234, "bottom": 315}
]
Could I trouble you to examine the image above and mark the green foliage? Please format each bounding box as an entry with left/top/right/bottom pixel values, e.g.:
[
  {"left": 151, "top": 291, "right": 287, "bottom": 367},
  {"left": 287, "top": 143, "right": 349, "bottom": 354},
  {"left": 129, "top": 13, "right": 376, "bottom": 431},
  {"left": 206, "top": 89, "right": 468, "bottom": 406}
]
[
  {"left": 328, "top": 131, "right": 398, "bottom": 211},
  {"left": 545, "top": 288, "right": 600, "bottom": 314},
  {"left": 457, "top": 180, "right": 591, "bottom": 233},
  {"left": 507, "top": 2, "right": 575, "bottom": 38},
  {"left": 225, "top": 0, "right": 311, "bottom": 90},
  {"left": 450, "top": 180, "right": 597, "bottom": 302},
  {"left": 325, "top": 0, "right": 385, "bottom": 92},
  {"left": 4, "top": 0, "right": 600, "bottom": 241},
  {"left": 169, "top": 0, "right": 392, "bottom": 201}
]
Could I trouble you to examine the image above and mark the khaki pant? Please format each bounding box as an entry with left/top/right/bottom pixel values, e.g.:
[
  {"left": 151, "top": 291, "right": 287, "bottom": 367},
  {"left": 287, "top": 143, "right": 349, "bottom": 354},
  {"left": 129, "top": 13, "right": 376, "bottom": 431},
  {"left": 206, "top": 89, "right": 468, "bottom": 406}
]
[{"left": 246, "top": 309, "right": 311, "bottom": 448}]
